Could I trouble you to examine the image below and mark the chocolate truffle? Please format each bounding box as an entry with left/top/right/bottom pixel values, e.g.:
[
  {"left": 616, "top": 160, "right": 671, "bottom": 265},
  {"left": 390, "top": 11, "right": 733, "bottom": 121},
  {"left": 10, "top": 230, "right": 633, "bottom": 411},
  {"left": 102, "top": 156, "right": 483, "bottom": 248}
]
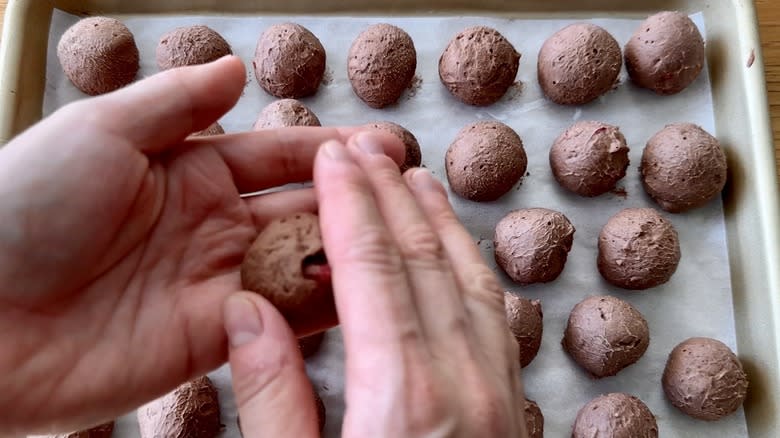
[
  {"left": 253, "top": 99, "right": 321, "bottom": 130},
  {"left": 241, "top": 213, "right": 336, "bottom": 337},
  {"left": 445, "top": 121, "right": 527, "bottom": 201},
  {"left": 494, "top": 209, "right": 575, "bottom": 285},
  {"left": 254, "top": 23, "right": 326, "bottom": 98},
  {"left": 156, "top": 25, "right": 232, "bottom": 70},
  {"left": 504, "top": 292, "right": 543, "bottom": 367},
  {"left": 598, "top": 208, "right": 681, "bottom": 290},
  {"left": 537, "top": 23, "right": 622, "bottom": 105},
  {"left": 34, "top": 422, "right": 115, "bottom": 438},
  {"left": 663, "top": 337, "right": 748, "bottom": 421},
  {"left": 191, "top": 122, "right": 225, "bottom": 137},
  {"left": 57, "top": 17, "right": 139, "bottom": 96},
  {"left": 138, "top": 376, "right": 220, "bottom": 438},
  {"left": 299, "top": 331, "right": 326, "bottom": 358},
  {"left": 523, "top": 399, "right": 544, "bottom": 438},
  {"left": 625, "top": 12, "right": 705, "bottom": 95},
  {"left": 550, "top": 121, "right": 630, "bottom": 197},
  {"left": 439, "top": 26, "right": 520, "bottom": 106},
  {"left": 573, "top": 393, "right": 658, "bottom": 438},
  {"left": 348, "top": 24, "right": 417, "bottom": 108},
  {"left": 641, "top": 123, "right": 727, "bottom": 213},
  {"left": 366, "top": 121, "right": 422, "bottom": 173},
  {"left": 563, "top": 295, "right": 650, "bottom": 378}
]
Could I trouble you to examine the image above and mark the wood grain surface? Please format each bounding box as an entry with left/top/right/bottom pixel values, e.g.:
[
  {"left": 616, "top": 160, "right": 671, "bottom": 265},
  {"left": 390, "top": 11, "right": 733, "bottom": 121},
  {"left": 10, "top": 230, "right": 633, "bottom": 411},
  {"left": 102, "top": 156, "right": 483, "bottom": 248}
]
[{"left": 0, "top": 0, "right": 777, "bottom": 174}]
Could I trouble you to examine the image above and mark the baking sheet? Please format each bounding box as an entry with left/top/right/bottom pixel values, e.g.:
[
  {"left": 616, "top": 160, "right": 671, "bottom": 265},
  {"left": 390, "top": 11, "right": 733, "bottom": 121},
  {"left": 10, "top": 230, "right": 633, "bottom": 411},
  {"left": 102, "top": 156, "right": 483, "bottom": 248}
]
[{"left": 41, "top": 9, "right": 747, "bottom": 437}]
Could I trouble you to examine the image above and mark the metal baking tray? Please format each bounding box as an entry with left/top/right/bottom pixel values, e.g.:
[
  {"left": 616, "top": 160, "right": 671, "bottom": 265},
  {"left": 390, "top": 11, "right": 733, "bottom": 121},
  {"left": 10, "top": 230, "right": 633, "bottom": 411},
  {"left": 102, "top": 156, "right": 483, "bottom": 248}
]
[{"left": 1, "top": 0, "right": 778, "bottom": 436}]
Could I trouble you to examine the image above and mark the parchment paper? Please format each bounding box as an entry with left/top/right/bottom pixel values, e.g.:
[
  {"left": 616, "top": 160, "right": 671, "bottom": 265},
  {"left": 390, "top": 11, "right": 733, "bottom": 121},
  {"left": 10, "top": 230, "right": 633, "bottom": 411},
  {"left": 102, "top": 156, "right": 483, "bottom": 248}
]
[{"left": 43, "top": 9, "right": 748, "bottom": 437}]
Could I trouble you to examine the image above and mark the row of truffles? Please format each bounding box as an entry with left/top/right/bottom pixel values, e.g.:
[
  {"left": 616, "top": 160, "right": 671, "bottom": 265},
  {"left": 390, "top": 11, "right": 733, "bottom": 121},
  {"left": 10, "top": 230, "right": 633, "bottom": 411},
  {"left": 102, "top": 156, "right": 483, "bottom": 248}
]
[{"left": 57, "top": 11, "right": 704, "bottom": 106}]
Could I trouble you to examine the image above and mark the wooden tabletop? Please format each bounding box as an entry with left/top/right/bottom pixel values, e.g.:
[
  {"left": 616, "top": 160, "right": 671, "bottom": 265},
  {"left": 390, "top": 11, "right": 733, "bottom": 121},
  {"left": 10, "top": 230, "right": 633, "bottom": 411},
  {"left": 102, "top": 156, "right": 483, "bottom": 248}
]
[{"left": 0, "top": 0, "right": 778, "bottom": 174}]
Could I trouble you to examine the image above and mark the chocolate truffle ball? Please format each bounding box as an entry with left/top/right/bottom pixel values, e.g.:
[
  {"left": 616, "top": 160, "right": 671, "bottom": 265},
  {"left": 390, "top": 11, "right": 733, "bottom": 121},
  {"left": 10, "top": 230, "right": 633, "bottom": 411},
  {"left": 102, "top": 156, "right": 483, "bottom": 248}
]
[
  {"left": 641, "top": 123, "right": 727, "bottom": 213},
  {"left": 191, "top": 122, "right": 225, "bottom": 137},
  {"left": 57, "top": 17, "right": 140, "bottom": 95},
  {"left": 156, "top": 25, "right": 232, "bottom": 70},
  {"left": 254, "top": 23, "right": 326, "bottom": 98},
  {"left": 663, "top": 337, "right": 748, "bottom": 421},
  {"left": 494, "top": 208, "right": 575, "bottom": 285},
  {"left": 34, "top": 422, "right": 115, "bottom": 438},
  {"left": 563, "top": 295, "right": 650, "bottom": 378},
  {"left": 445, "top": 121, "right": 527, "bottom": 201},
  {"left": 439, "top": 26, "right": 520, "bottom": 106},
  {"left": 254, "top": 99, "right": 321, "bottom": 130},
  {"left": 504, "top": 292, "right": 543, "bottom": 367},
  {"left": 366, "top": 121, "right": 422, "bottom": 173},
  {"left": 241, "top": 213, "right": 336, "bottom": 337},
  {"left": 573, "top": 393, "right": 658, "bottom": 438},
  {"left": 299, "top": 331, "right": 325, "bottom": 358},
  {"left": 138, "top": 377, "right": 220, "bottom": 438},
  {"left": 550, "top": 121, "right": 630, "bottom": 197},
  {"left": 537, "top": 23, "right": 622, "bottom": 105},
  {"left": 523, "top": 399, "right": 544, "bottom": 438},
  {"left": 598, "top": 208, "right": 681, "bottom": 290},
  {"left": 348, "top": 24, "right": 417, "bottom": 108},
  {"left": 625, "top": 12, "right": 705, "bottom": 95}
]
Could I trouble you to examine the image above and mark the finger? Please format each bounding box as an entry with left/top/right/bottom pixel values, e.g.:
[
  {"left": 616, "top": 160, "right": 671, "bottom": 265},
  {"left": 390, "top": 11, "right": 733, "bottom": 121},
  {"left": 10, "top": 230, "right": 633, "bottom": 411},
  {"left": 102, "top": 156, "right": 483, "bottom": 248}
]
[
  {"left": 345, "top": 133, "right": 472, "bottom": 355},
  {"left": 206, "top": 127, "right": 405, "bottom": 194},
  {"left": 225, "top": 292, "right": 320, "bottom": 438},
  {"left": 405, "top": 168, "right": 514, "bottom": 369},
  {"left": 313, "top": 139, "right": 427, "bottom": 365},
  {"left": 244, "top": 187, "right": 318, "bottom": 230},
  {"left": 80, "top": 56, "right": 245, "bottom": 154}
]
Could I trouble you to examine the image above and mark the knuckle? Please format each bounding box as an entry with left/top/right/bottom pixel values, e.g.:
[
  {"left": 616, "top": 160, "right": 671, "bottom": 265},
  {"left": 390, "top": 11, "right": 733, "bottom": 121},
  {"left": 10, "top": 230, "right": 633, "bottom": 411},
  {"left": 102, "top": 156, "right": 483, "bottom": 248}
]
[
  {"left": 466, "top": 386, "right": 513, "bottom": 436},
  {"left": 464, "top": 264, "right": 505, "bottom": 313},
  {"left": 404, "top": 378, "right": 456, "bottom": 434},
  {"left": 232, "top": 346, "right": 300, "bottom": 406},
  {"left": 396, "top": 223, "right": 446, "bottom": 266},
  {"left": 341, "top": 226, "right": 405, "bottom": 276}
]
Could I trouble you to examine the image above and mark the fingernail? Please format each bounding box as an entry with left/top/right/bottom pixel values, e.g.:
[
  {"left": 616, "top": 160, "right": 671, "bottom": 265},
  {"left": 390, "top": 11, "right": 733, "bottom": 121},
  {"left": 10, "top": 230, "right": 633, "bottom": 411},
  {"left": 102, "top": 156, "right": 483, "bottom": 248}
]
[
  {"left": 354, "top": 132, "right": 384, "bottom": 155},
  {"left": 322, "top": 141, "right": 350, "bottom": 161},
  {"left": 411, "top": 168, "right": 445, "bottom": 193},
  {"left": 224, "top": 295, "right": 264, "bottom": 348}
]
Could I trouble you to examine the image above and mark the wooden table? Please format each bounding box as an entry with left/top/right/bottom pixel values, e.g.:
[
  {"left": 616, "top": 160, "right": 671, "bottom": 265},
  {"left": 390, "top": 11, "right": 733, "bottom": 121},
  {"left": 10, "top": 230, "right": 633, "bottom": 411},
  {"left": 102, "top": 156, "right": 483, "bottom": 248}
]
[{"left": 0, "top": 0, "right": 778, "bottom": 174}]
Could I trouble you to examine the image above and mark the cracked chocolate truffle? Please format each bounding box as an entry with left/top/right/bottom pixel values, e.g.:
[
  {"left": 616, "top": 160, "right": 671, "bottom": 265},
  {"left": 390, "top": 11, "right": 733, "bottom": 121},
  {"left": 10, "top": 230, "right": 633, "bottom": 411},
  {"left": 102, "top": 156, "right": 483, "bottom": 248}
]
[
  {"left": 348, "top": 24, "right": 417, "bottom": 108},
  {"left": 537, "top": 23, "right": 622, "bottom": 105},
  {"left": 641, "top": 123, "right": 727, "bottom": 213},
  {"left": 573, "top": 393, "right": 658, "bottom": 438},
  {"left": 254, "top": 23, "right": 326, "bottom": 98},
  {"left": 253, "top": 99, "right": 321, "bottom": 129},
  {"left": 625, "top": 11, "right": 705, "bottom": 95},
  {"left": 598, "top": 208, "right": 681, "bottom": 290},
  {"left": 550, "top": 121, "right": 630, "bottom": 197},
  {"left": 191, "top": 122, "right": 225, "bottom": 137},
  {"left": 156, "top": 25, "right": 232, "bottom": 70},
  {"left": 663, "top": 337, "right": 748, "bottom": 421},
  {"left": 504, "top": 292, "right": 543, "bottom": 368},
  {"left": 241, "top": 213, "right": 336, "bottom": 336},
  {"left": 439, "top": 26, "right": 520, "bottom": 106},
  {"left": 57, "top": 17, "right": 139, "bottom": 95},
  {"left": 445, "top": 121, "right": 527, "bottom": 201},
  {"left": 299, "top": 331, "right": 326, "bottom": 358},
  {"left": 524, "top": 399, "right": 544, "bottom": 438},
  {"left": 138, "top": 376, "right": 220, "bottom": 438},
  {"left": 494, "top": 208, "right": 575, "bottom": 285},
  {"left": 366, "top": 121, "right": 422, "bottom": 173},
  {"left": 563, "top": 295, "right": 650, "bottom": 378}
]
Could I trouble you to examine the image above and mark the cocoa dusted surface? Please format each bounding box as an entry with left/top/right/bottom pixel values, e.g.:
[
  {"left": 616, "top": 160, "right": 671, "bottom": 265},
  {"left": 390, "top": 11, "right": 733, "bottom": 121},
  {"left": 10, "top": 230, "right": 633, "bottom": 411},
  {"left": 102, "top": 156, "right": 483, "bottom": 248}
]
[
  {"left": 254, "top": 99, "right": 321, "bottom": 129},
  {"left": 523, "top": 399, "right": 544, "bottom": 438},
  {"left": 504, "top": 292, "right": 543, "bottom": 368},
  {"left": 156, "top": 25, "right": 232, "bottom": 70},
  {"left": 254, "top": 23, "right": 326, "bottom": 99},
  {"left": 365, "top": 121, "right": 422, "bottom": 173},
  {"left": 190, "top": 122, "right": 225, "bottom": 137},
  {"left": 573, "top": 393, "right": 659, "bottom": 438},
  {"left": 138, "top": 377, "right": 221, "bottom": 438}
]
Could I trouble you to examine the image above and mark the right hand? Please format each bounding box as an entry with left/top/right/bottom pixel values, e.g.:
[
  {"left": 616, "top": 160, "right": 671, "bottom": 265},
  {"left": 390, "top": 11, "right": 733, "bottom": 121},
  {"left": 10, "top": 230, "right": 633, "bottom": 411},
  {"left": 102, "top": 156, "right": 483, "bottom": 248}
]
[{"left": 226, "top": 131, "right": 528, "bottom": 437}]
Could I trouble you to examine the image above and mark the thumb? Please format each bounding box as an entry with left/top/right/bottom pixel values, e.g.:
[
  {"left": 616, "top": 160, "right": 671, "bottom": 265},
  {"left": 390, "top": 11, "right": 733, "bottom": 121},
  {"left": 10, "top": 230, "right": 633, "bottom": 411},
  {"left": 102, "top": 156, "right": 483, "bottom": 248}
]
[{"left": 224, "top": 292, "right": 320, "bottom": 438}]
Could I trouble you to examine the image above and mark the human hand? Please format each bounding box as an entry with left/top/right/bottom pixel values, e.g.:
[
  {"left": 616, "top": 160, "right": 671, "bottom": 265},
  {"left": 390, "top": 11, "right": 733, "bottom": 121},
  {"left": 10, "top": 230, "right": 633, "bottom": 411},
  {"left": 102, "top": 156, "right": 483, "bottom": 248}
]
[
  {"left": 227, "top": 134, "right": 528, "bottom": 437},
  {"left": 0, "top": 56, "right": 403, "bottom": 435}
]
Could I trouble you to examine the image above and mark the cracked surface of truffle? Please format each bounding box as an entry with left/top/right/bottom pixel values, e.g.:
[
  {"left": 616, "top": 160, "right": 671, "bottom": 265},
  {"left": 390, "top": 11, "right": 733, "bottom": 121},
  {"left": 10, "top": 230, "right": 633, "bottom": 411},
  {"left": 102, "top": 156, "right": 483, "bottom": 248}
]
[
  {"left": 563, "top": 295, "right": 650, "bottom": 378},
  {"left": 662, "top": 337, "right": 748, "bottom": 421},
  {"left": 57, "top": 17, "right": 139, "bottom": 96},
  {"left": 241, "top": 213, "right": 336, "bottom": 336},
  {"left": 366, "top": 121, "right": 422, "bottom": 173},
  {"left": 641, "top": 123, "right": 727, "bottom": 213},
  {"left": 156, "top": 25, "right": 232, "bottom": 70},
  {"left": 138, "top": 376, "right": 220, "bottom": 438},
  {"left": 34, "top": 422, "right": 115, "bottom": 438},
  {"left": 550, "top": 121, "right": 630, "bottom": 197},
  {"left": 504, "top": 292, "right": 543, "bottom": 367},
  {"left": 348, "top": 24, "right": 417, "bottom": 108},
  {"left": 573, "top": 393, "right": 658, "bottom": 437},
  {"left": 446, "top": 121, "right": 527, "bottom": 201},
  {"left": 598, "top": 208, "right": 681, "bottom": 290},
  {"left": 537, "top": 23, "right": 621, "bottom": 105},
  {"left": 523, "top": 399, "right": 544, "bottom": 438},
  {"left": 254, "top": 23, "right": 326, "bottom": 98},
  {"left": 191, "top": 122, "right": 224, "bottom": 137},
  {"left": 439, "top": 26, "right": 520, "bottom": 106},
  {"left": 254, "top": 99, "right": 321, "bottom": 129},
  {"left": 494, "top": 208, "right": 575, "bottom": 285},
  {"left": 625, "top": 11, "right": 705, "bottom": 95}
]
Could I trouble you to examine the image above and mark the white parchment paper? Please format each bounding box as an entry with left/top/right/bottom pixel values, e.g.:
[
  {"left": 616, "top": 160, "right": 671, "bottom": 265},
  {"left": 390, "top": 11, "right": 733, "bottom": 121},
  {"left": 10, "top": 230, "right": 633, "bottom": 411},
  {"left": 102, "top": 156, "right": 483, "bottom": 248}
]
[{"left": 43, "top": 9, "right": 748, "bottom": 437}]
